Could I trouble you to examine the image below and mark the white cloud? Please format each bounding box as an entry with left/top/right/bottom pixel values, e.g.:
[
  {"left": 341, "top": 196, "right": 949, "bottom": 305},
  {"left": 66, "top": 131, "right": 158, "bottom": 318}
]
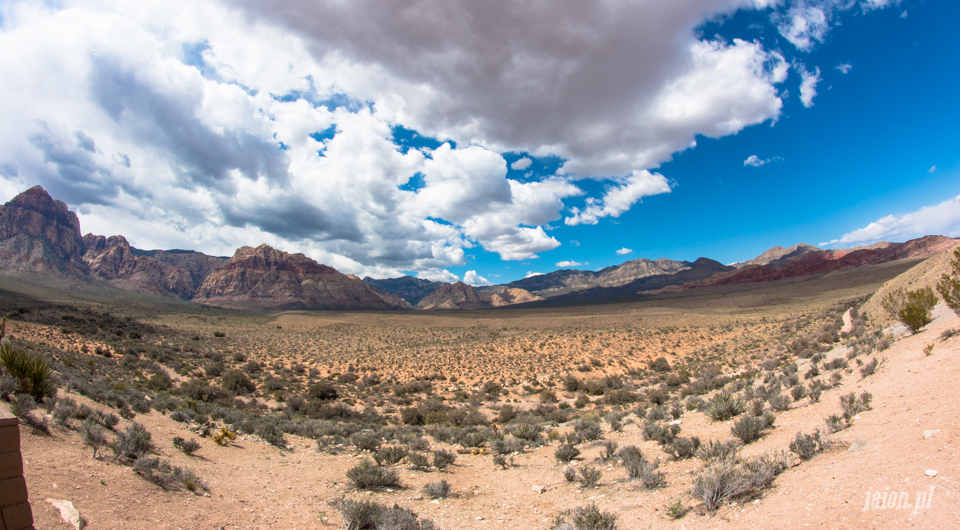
[
  {"left": 799, "top": 65, "right": 821, "bottom": 107},
  {"left": 556, "top": 260, "right": 582, "bottom": 268},
  {"left": 820, "top": 195, "right": 960, "bottom": 247},
  {"left": 616, "top": 247, "right": 633, "bottom": 255},
  {"left": 775, "top": 1, "right": 897, "bottom": 52},
  {"left": 745, "top": 155, "right": 783, "bottom": 167},
  {"left": 463, "top": 270, "right": 492, "bottom": 286},
  {"left": 836, "top": 63, "right": 852, "bottom": 74},
  {"left": 417, "top": 269, "right": 460, "bottom": 283},
  {"left": 524, "top": 271, "right": 544, "bottom": 279},
  {"left": 510, "top": 157, "right": 532, "bottom": 171},
  {"left": 928, "top": 166, "right": 936, "bottom": 173},
  {"left": 0, "top": 0, "right": 897, "bottom": 277},
  {"left": 565, "top": 170, "right": 672, "bottom": 226}
]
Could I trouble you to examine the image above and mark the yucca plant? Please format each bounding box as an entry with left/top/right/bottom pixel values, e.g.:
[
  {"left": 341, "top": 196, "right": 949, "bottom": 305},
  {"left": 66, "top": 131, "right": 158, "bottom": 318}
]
[{"left": 0, "top": 339, "right": 54, "bottom": 401}]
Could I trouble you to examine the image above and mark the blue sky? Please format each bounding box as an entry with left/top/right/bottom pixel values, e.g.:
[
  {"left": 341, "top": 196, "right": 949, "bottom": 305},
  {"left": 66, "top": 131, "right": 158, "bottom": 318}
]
[{"left": 0, "top": 0, "right": 957, "bottom": 284}]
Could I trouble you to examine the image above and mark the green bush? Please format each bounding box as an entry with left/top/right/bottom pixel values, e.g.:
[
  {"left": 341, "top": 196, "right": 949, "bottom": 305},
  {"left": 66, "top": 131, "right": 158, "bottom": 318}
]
[
  {"left": 0, "top": 340, "right": 54, "bottom": 401},
  {"left": 882, "top": 287, "right": 938, "bottom": 333},
  {"left": 703, "top": 393, "right": 744, "bottom": 421},
  {"left": 555, "top": 443, "right": 581, "bottom": 463},
  {"left": 330, "top": 498, "right": 436, "bottom": 530},
  {"left": 937, "top": 247, "right": 960, "bottom": 316}
]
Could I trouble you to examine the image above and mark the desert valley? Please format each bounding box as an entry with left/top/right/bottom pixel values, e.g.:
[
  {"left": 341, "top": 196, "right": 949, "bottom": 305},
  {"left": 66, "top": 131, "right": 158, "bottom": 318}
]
[{"left": 0, "top": 186, "right": 957, "bottom": 529}]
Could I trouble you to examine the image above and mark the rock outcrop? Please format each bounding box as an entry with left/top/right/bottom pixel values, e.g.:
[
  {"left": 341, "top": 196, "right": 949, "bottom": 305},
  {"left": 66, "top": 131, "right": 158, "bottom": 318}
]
[
  {"left": 0, "top": 186, "right": 88, "bottom": 277},
  {"left": 504, "top": 257, "right": 691, "bottom": 297},
  {"left": 733, "top": 243, "right": 820, "bottom": 269},
  {"left": 192, "top": 244, "right": 411, "bottom": 310},
  {"left": 82, "top": 234, "right": 227, "bottom": 298},
  {"left": 415, "top": 282, "right": 541, "bottom": 310}
]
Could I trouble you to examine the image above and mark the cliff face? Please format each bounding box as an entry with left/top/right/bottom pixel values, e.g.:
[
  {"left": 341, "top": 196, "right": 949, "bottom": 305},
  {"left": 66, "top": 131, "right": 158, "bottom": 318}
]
[
  {"left": 362, "top": 276, "right": 444, "bottom": 305},
  {"left": 192, "top": 244, "right": 411, "bottom": 310},
  {"left": 81, "top": 234, "right": 228, "bottom": 298},
  {"left": 0, "top": 186, "right": 87, "bottom": 277}
]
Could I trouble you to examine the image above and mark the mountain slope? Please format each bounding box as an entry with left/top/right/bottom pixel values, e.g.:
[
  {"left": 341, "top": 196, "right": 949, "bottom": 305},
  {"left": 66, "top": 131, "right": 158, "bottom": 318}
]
[
  {"left": 415, "top": 282, "right": 542, "bottom": 310},
  {"left": 192, "top": 244, "right": 411, "bottom": 310},
  {"left": 503, "top": 257, "right": 691, "bottom": 297},
  {"left": 363, "top": 275, "right": 444, "bottom": 305}
]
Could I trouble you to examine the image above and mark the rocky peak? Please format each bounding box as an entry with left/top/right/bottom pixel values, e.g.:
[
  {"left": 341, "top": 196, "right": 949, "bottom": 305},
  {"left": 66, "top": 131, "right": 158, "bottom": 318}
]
[
  {"left": 0, "top": 185, "right": 85, "bottom": 260},
  {"left": 83, "top": 234, "right": 131, "bottom": 256}
]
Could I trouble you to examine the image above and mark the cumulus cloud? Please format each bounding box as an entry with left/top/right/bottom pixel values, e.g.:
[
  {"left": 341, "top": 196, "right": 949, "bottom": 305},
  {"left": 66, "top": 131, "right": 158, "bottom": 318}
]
[
  {"left": 836, "top": 63, "right": 852, "bottom": 74},
  {"left": 616, "top": 247, "right": 633, "bottom": 255},
  {"left": 820, "top": 195, "right": 960, "bottom": 247},
  {"left": 463, "top": 270, "right": 491, "bottom": 286},
  {"left": 928, "top": 166, "right": 936, "bottom": 173},
  {"left": 565, "top": 170, "right": 671, "bottom": 226},
  {"left": 418, "top": 269, "right": 461, "bottom": 283},
  {"left": 556, "top": 260, "right": 582, "bottom": 268},
  {"left": 799, "top": 65, "right": 821, "bottom": 107},
  {"left": 0, "top": 0, "right": 897, "bottom": 277},
  {"left": 510, "top": 157, "right": 532, "bottom": 171},
  {"left": 774, "top": 1, "right": 894, "bottom": 52}
]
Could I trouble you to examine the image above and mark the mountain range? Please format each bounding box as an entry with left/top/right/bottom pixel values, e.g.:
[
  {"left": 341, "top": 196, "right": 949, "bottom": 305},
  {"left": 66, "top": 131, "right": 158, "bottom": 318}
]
[{"left": 0, "top": 185, "right": 954, "bottom": 311}]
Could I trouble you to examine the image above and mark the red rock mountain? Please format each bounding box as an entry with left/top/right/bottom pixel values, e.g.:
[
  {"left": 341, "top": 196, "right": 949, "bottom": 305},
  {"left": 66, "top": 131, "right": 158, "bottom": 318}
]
[
  {"left": 82, "top": 234, "right": 227, "bottom": 298},
  {"left": 192, "top": 244, "right": 411, "bottom": 310},
  {"left": 0, "top": 186, "right": 88, "bottom": 277},
  {"left": 685, "top": 235, "right": 957, "bottom": 289}
]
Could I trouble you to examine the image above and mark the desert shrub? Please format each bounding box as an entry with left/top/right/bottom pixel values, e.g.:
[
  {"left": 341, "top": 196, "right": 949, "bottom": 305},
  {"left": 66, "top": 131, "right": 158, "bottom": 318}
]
[
  {"left": 790, "top": 385, "right": 806, "bottom": 401},
  {"left": 53, "top": 400, "right": 74, "bottom": 426},
  {"left": 577, "top": 466, "right": 603, "bottom": 488},
  {"left": 509, "top": 422, "right": 544, "bottom": 443},
  {"left": 432, "top": 449, "right": 457, "bottom": 470},
  {"left": 552, "top": 503, "right": 618, "bottom": 530},
  {"left": 173, "top": 436, "right": 201, "bottom": 455},
  {"left": 408, "top": 452, "right": 431, "bottom": 471},
  {"left": 347, "top": 459, "right": 402, "bottom": 490},
  {"left": 603, "top": 388, "right": 637, "bottom": 405},
  {"left": 696, "top": 440, "right": 741, "bottom": 462},
  {"left": 808, "top": 382, "right": 823, "bottom": 404},
  {"left": 81, "top": 419, "right": 107, "bottom": 458},
  {"left": 307, "top": 382, "right": 339, "bottom": 401},
  {"left": 0, "top": 340, "right": 55, "bottom": 401},
  {"left": 665, "top": 437, "right": 701, "bottom": 460},
  {"left": 645, "top": 406, "right": 667, "bottom": 422},
  {"left": 747, "top": 398, "right": 765, "bottom": 416},
  {"left": 641, "top": 421, "right": 679, "bottom": 446},
  {"left": 375, "top": 446, "right": 408, "bottom": 466},
  {"left": 664, "top": 499, "right": 689, "bottom": 520},
  {"left": 645, "top": 386, "right": 669, "bottom": 406},
  {"left": 768, "top": 393, "right": 791, "bottom": 412},
  {"left": 496, "top": 404, "right": 517, "bottom": 424},
  {"left": 493, "top": 454, "right": 514, "bottom": 469},
  {"left": 555, "top": 443, "right": 581, "bottom": 463},
  {"left": 859, "top": 358, "right": 879, "bottom": 379},
  {"left": 637, "top": 458, "right": 665, "bottom": 489},
  {"left": 731, "top": 415, "right": 769, "bottom": 444},
  {"left": 329, "top": 497, "right": 437, "bottom": 530},
  {"left": 133, "top": 457, "right": 208, "bottom": 492},
  {"left": 883, "top": 287, "right": 938, "bottom": 333},
  {"left": 491, "top": 437, "right": 523, "bottom": 455},
  {"left": 606, "top": 411, "right": 627, "bottom": 432},
  {"left": 601, "top": 440, "right": 619, "bottom": 461},
  {"left": 563, "top": 466, "right": 577, "bottom": 482},
  {"left": 112, "top": 422, "right": 154, "bottom": 464},
  {"left": 351, "top": 430, "right": 382, "bottom": 452},
  {"left": 840, "top": 392, "right": 873, "bottom": 419},
  {"left": 703, "top": 393, "right": 744, "bottom": 421},
  {"left": 789, "top": 431, "right": 825, "bottom": 460},
  {"left": 824, "top": 414, "right": 850, "bottom": 434},
  {"left": 691, "top": 455, "right": 785, "bottom": 511},
  {"left": 423, "top": 479, "right": 452, "bottom": 499},
  {"left": 573, "top": 419, "right": 602, "bottom": 442},
  {"left": 169, "top": 409, "right": 194, "bottom": 423},
  {"left": 221, "top": 369, "right": 256, "bottom": 395},
  {"left": 938, "top": 248, "right": 960, "bottom": 316},
  {"left": 649, "top": 357, "right": 671, "bottom": 372}
]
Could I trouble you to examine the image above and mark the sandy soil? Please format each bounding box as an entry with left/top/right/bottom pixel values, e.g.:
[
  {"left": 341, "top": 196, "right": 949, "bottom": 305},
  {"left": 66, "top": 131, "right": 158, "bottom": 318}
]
[{"left": 14, "top": 299, "right": 959, "bottom": 530}]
